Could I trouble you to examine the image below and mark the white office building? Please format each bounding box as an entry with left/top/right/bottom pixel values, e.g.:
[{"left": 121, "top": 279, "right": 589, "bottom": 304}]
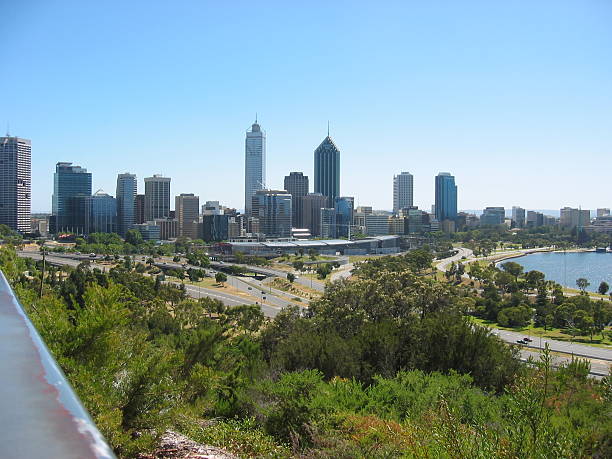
[
  {"left": 244, "top": 119, "right": 266, "bottom": 216},
  {"left": 393, "top": 172, "right": 413, "bottom": 214}
]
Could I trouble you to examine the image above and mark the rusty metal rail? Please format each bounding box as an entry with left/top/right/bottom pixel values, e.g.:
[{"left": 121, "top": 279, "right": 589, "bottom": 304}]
[{"left": 0, "top": 270, "right": 115, "bottom": 458}]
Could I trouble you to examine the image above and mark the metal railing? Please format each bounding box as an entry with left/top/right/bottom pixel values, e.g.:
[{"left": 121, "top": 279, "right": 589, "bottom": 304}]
[{"left": 0, "top": 270, "right": 115, "bottom": 458}]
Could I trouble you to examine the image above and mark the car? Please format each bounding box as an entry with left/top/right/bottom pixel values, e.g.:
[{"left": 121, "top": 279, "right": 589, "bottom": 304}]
[
  {"left": 523, "top": 337, "right": 533, "bottom": 343},
  {"left": 247, "top": 287, "right": 252, "bottom": 290},
  {"left": 516, "top": 339, "right": 526, "bottom": 344}
]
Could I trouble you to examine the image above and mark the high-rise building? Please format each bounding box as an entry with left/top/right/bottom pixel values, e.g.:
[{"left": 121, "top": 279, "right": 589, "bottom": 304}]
[
  {"left": 175, "top": 193, "right": 200, "bottom": 239},
  {"left": 434, "top": 172, "right": 457, "bottom": 223},
  {"left": 480, "top": 207, "right": 505, "bottom": 226},
  {"left": 314, "top": 134, "right": 340, "bottom": 204},
  {"left": 301, "top": 193, "right": 328, "bottom": 237},
  {"left": 251, "top": 190, "right": 292, "bottom": 238},
  {"left": 320, "top": 208, "right": 337, "bottom": 239},
  {"left": 90, "top": 191, "right": 117, "bottom": 234},
  {"left": 200, "top": 214, "right": 229, "bottom": 242},
  {"left": 284, "top": 172, "right": 309, "bottom": 228},
  {"left": 144, "top": 175, "right": 171, "bottom": 221},
  {"left": 135, "top": 194, "right": 145, "bottom": 224},
  {"left": 51, "top": 162, "right": 92, "bottom": 234},
  {"left": 0, "top": 136, "right": 31, "bottom": 233},
  {"left": 202, "top": 201, "right": 223, "bottom": 215},
  {"left": 244, "top": 119, "right": 266, "bottom": 216},
  {"left": 559, "top": 207, "right": 591, "bottom": 229},
  {"left": 365, "top": 214, "right": 390, "bottom": 236},
  {"left": 393, "top": 172, "right": 414, "bottom": 214},
  {"left": 511, "top": 206, "right": 525, "bottom": 228},
  {"left": 116, "top": 173, "right": 137, "bottom": 236},
  {"left": 526, "top": 211, "right": 544, "bottom": 228},
  {"left": 334, "top": 196, "right": 354, "bottom": 238}
]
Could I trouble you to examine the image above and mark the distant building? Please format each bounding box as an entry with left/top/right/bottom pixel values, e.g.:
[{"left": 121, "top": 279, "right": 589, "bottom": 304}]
[
  {"left": 0, "top": 136, "right": 31, "bottom": 233},
  {"left": 597, "top": 208, "right": 610, "bottom": 218},
  {"left": 320, "top": 208, "right": 337, "bottom": 239},
  {"left": 365, "top": 214, "right": 390, "bottom": 236},
  {"left": 406, "top": 209, "right": 431, "bottom": 233},
  {"left": 251, "top": 190, "right": 292, "bottom": 238},
  {"left": 511, "top": 206, "right": 525, "bottom": 228},
  {"left": 560, "top": 207, "right": 591, "bottom": 229},
  {"left": 134, "top": 222, "right": 161, "bottom": 241},
  {"left": 480, "top": 207, "right": 505, "bottom": 226},
  {"left": 202, "top": 200, "right": 223, "bottom": 215},
  {"left": 51, "top": 162, "right": 92, "bottom": 234},
  {"left": 201, "top": 214, "right": 229, "bottom": 242},
  {"left": 284, "top": 172, "right": 309, "bottom": 228},
  {"left": 116, "top": 173, "right": 137, "bottom": 236},
  {"left": 388, "top": 216, "right": 407, "bottom": 235},
  {"left": 393, "top": 172, "right": 414, "bottom": 214},
  {"left": 90, "top": 191, "right": 117, "bottom": 234},
  {"left": 135, "top": 194, "right": 145, "bottom": 224},
  {"left": 586, "top": 215, "right": 612, "bottom": 234},
  {"left": 434, "top": 172, "right": 457, "bottom": 225},
  {"left": 314, "top": 134, "right": 340, "bottom": 204},
  {"left": 144, "top": 175, "right": 171, "bottom": 221},
  {"left": 301, "top": 193, "right": 328, "bottom": 237},
  {"left": 153, "top": 218, "right": 179, "bottom": 240},
  {"left": 334, "top": 196, "right": 354, "bottom": 238},
  {"left": 245, "top": 119, "right": 266, "bottom": 216},
  {"left": 175, "top": 193, "right": 199, "bottom": 239},
  {"left": 526, "top": 211, "right": 544, "bottom": 228}
]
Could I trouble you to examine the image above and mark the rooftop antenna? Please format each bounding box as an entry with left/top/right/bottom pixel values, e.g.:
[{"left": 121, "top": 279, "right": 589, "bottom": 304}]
[
  {"left": 6, "top": 121, "right": 9, "bottom": 136},
  {"left": 327, "top": 120, "right": 330, "bottom": 137},
  {"left": 255, "top": 112, "right": 258, "bottom": 124}
]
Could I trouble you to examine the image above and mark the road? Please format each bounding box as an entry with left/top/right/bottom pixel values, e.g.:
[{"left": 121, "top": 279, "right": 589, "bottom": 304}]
[{"left": 435, "top": 247, "right": 473, "bottom": 272}]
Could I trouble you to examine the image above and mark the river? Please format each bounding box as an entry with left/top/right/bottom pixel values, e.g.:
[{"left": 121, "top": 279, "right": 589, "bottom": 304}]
[{"left": 510, "top": 251, "right": 612, "bottom": 293}]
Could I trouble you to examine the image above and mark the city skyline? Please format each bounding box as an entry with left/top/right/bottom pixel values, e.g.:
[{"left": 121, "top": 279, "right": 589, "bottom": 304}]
[{"left": 2, "top": 2, "right": 611, "bottom": 212}]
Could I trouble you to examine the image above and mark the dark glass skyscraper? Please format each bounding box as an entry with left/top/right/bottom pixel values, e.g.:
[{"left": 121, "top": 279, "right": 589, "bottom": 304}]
[
  {"left": 0, "top": 136, "right": 31, "bottom": 233},
  {"left": 91, "top": 191, "right": 117, "bottom": 233},
  {"left": 334, "top": 196, "right": 354, "bottom": 238},
  {"left": 434, "top": 172, "right": 457, "bottom": 222},
  {"left": 116, "top": 173, "right": 137, "bottom": 236},
  {"left": 283, "top": 172, "right": 309, "bottom": 228},
  {"left": 51, "top": 162, "right": 92, "bottom": 234},
  {"left": 314, "top": 135, "right": 340, "bottom": 204}
]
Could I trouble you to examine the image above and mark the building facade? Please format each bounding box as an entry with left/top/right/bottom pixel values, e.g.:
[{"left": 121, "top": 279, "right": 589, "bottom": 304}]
[
  {"left": 393, "top": 172, "right": 414, "bottom": 214},
  {"left": 251, "top": 190, "right": 292, "bottom": 238},
  {"left": 175, "top": 193, "right": 200, "bottom": 239},
  {"left": 314, "top": 135, "right": 340, "bottom": 204},
  {"left": 334, "top": 196, "right": 354, "bottom": 238},
  {"left": 480, "top": 207, "right": 505, "bottom": 226},
  {"left": 244, "top": 120, "right": 266, "bottom": 216},
  {"left": 201, "top": 214, "right": 229, "bottom": 242},
  {"left": 301, "top": 193, "right": 328, "bottom": 237},
  {"left": 434, "top": 172, "right": 457, "bottom": 223},
  {"left": 144, "top": 175, "right": 171, "bottom": 221},
  {"left": 116, "top": 173, "right": 137, "bottom": 236},
  {"left": 511, "top": 206, "right": 525, "bottom": 228},
  {"left": 320, "top": 208, "right": 337, "bottom": 239},
  {"left": 560, "top": 207, "right": 591, "bottom": 229},
  {"left": 51, "top": 162, "right": 92, "bottom": 234},
  {"left": 0, "top": 136, "right": 31, "bottom": 233},
  {"left": 90, "top": 191, "right": 117, "bottom": 234},
  {"left": 284, "top": 172, "right": 309, "bottom": 228}
]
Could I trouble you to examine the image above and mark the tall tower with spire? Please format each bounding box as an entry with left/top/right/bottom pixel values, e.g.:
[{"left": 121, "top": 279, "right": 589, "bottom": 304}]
[
  {"left": 314, "top": 129, "right": 340, "bottom": 204},
  {"left": 244, "top": 118, "right": 266, "bottom": 216}
]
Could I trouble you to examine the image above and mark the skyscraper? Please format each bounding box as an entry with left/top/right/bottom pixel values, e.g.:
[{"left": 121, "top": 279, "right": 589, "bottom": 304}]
[
  {"left": 393, "top": 172, "right": 413, "bottom": 214},
  {"left": 51, "top": 162, "right": 92, "bottom": 234},
  {"left": 512, "top": 206, "right": 525, "bottom": 228},
  {"left": 314, "top": 134, "right": 340, "bottom": 204},
  {"left": 334, "top": 196, "right": 354, "bottom": 238},
  {"left": 116, "top": 173, "right": 137, "bottom": 236},
  {"left": 251, "top": 190, "right": 292, "bottom": 238},
  {"left": 175, "top": 193, "right": 200, "bottom": 239},
  {"left": 244, "top": 119, "right": 266, "bottom": 216},
  {"left": 0, "top": 136, "right": 31, "bottom": 233},
  {"left": 302, "top": 193, "right": 328, "bottom": 237},
  {"left": 434, "top": 172, "right": 457, "bottom": 223},
  {"left": 284, "top": 172, "right": 309, "bottom": 228},
  {"left": 144, "top": 175, "right": 171, "bottom": 221},
  {"left": 320, "top": 208, "right": 337, "bottom": 238},
  {"left": 91, "top": 191, "right": 117, "bottom": 234},
  {"left": 135, "top": 194, "right": 145, "bottom": 224}
]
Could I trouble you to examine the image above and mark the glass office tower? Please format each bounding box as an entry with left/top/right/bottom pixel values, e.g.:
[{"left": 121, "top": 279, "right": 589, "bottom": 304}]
[
  {"left": 51, "top": 162, "right": 92, "bottom": 234},
  {"left": 434, "top": 172, "right": 457, "bottom": 222}
]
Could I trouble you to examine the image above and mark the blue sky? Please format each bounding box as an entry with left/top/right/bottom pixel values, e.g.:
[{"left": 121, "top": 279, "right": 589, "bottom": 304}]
[{"left": 2, "top": 1, "right": 611, "bottom": 212}]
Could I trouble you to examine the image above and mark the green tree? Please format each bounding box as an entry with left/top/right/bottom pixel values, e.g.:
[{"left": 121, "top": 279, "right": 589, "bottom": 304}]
[
  {"left": 597, "top": 281, "right": 609, "bottom": 295},
  {"left": 287, "top": 273, "right": 296, "bottom": 283},
  {"left": 576, "top": 278, "right": 590, "bottom": 292},
  {"left": 215, "top": 272, "right": 227, "bottom": 284},
  {"left": 125, "top": 229, "right": 144, "bottom": 246}
]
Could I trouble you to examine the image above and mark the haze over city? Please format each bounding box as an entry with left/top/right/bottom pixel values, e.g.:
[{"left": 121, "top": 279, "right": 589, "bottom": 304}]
[{"left": 1, "top": 1, "right": 611, "bottom": 212}]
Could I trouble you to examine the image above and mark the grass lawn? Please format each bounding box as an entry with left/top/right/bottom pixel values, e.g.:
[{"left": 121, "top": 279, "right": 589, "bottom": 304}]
[
  {"left": 470, "top": 317, "right": 612, "bottom": 348},
  {"left": 179, "top": 277, "right": 257, "bottom": 301}
]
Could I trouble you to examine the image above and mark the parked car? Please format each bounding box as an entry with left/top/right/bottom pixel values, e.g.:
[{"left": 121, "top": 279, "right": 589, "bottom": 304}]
[
  {"left": 523, "top": 337, "right": 533, "bottom": 342},
  {"left": 516, "top": 339, "right": 526, "bottom": 344}
]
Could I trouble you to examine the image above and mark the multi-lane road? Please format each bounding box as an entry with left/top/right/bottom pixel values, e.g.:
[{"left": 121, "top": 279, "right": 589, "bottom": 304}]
[{"left": 16, "top": 249, "right": 610, "bottom": 376}]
